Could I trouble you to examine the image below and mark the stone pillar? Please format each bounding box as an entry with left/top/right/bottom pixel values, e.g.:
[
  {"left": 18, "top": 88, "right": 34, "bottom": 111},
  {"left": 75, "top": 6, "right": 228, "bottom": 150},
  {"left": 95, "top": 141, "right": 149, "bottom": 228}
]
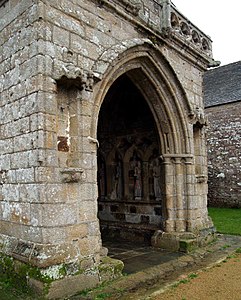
[
  {"left": 162, "top": 154, "right": 195, "bottom": 233},
  {"left": 162, "top": 156, "right": 175, "bottom": 232},
  {"left": 75, "top": 83, "right": 103, "bottom": 262},
  {"left": 174, "top": 157, "right": 186, "bottom": 232},
  {"left": 184, "top": 156, "right": 196, "bottom": 231},
  {"left": 152, "top": 152, "right": 214, "bottom": 252}
]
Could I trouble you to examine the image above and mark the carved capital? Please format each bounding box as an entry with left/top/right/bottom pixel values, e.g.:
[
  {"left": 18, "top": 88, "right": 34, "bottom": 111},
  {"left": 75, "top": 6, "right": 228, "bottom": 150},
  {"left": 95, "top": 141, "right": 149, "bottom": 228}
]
[{"left": 162, "top": 154, "right": 194, "bottom": 164}]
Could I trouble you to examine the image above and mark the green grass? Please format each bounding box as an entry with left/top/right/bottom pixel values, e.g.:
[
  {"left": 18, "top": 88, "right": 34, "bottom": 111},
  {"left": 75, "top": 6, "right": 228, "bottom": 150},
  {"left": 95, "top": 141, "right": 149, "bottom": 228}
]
[
  {"left": 208, "top": 207, "right": 241, "bottom": 235},
  {"left": 188, "top": 273, "right": 198, "bottom": 279}
]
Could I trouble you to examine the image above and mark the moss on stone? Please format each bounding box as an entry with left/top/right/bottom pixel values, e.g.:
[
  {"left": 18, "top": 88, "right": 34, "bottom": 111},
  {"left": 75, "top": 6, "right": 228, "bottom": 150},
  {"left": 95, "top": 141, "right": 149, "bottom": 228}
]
[
  {"left": 0, "top": 252, "right": 65, "bottom": 297},
  {"left": 98, "top": 256, "right": 124, "bottom": 281},
  {"left": 0, "top": 253, "right": 14, "bottom": 273},
  {"left": 179, "top": 239, "right": 197, "bottom": 253}
]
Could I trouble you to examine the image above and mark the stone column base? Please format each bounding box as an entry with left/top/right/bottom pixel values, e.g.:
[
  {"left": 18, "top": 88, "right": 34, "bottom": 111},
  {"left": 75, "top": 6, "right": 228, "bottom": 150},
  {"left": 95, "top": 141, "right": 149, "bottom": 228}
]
[{"left": 151, "top": 227, "right": 216, "bottom": 253}]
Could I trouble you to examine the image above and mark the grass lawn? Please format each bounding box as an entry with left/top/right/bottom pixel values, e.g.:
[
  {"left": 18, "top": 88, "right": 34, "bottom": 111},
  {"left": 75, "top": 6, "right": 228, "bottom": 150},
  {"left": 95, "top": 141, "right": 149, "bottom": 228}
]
[{"left": 208, "top": 207, "right": 241, "bottom": 235}]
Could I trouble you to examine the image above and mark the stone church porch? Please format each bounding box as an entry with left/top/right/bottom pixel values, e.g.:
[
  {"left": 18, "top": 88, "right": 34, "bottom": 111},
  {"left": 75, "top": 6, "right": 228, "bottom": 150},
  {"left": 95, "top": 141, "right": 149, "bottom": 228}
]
[{"left": 0, "top": 0, "right": 218, "bottom": 298}]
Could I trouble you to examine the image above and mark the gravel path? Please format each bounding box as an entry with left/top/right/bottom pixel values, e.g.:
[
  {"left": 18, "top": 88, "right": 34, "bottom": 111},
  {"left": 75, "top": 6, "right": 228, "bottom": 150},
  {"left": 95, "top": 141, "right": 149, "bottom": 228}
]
[{"left": 149, "top": 253, "right": 241, "bottom": 300}]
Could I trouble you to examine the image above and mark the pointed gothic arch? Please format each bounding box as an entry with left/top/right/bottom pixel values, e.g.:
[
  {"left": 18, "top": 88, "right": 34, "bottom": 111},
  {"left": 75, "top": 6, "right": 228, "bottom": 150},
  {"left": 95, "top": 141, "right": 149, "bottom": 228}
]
[
  {"left": 92, "top": 42, "right": 211, "bottom": 243},
  {"left": 91, "top": 42, "right": 193, "bottom": 155}
]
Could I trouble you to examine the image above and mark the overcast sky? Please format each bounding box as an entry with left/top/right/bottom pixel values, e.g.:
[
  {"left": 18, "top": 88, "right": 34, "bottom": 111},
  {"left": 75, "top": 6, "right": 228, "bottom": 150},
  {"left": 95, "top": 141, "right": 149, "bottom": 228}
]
[{"left": 172, "top": 0, "right": 240, "bottom": 66}]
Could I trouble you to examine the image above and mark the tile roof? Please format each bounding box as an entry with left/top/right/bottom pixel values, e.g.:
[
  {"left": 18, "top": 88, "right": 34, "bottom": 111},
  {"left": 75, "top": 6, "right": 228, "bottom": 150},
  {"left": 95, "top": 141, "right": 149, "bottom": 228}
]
[{"left": 204, "top": 61, "right": 241, "bottom": 107}]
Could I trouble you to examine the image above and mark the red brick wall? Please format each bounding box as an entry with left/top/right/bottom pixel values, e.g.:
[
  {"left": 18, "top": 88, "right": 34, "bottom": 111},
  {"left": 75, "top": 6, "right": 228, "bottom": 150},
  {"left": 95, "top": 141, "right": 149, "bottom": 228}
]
[{"left": 206, "top": 101, "right": 241, "bottom": 208}]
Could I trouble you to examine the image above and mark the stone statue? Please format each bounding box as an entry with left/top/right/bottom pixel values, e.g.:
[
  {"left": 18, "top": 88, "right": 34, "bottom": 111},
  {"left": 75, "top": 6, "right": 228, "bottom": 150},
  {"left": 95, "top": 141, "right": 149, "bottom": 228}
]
[
  {"left": 134, "top": 160, "right": 142, "bottom": 199},
  {"left": 110, "top": 161, "right": 123, "bottom": 200},
  {"left": 152, "top": 157, "right": 161, "bottom": 200},
  {"left": 149, "top": 156, "right": 161, "bottom": 200}
]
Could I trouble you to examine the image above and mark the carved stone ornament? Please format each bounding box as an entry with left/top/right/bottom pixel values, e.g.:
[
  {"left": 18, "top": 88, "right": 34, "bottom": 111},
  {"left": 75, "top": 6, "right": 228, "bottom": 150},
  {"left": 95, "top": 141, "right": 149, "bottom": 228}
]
[
  {"left": 60, "top": 168, "right": 84, "bottom": 183},
  {"left": 54, "top": 63, "right": 96, "bottom": 92},
  {"left": 189, "top": 107, "right": 208, "bottom": 126},
  {"left": 161, "top": 2, "right": 213, "bottom": 57}
]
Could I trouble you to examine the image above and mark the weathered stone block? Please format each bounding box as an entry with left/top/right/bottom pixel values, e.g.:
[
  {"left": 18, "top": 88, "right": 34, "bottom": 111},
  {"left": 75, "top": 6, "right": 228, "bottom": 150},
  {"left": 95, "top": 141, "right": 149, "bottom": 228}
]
[
  {"left": 2, "top": 184, "right": 19, "bottom": 201},
  {"left": 79, "top": 183, "right": 98, "bottom": 201},
  {"left": 98, "top": 256, "right": 124, "bottom": 283},
  {"left": 46, "top": 272, "right": 99, "bottom": 299},
  {"left": 30, "top": 202, "right": 78, "bottom": 227},
  {"left": 151, "top": 231, "right": 180, "bottom": 251},
  {"left": 53, "top": 25, "right": 70, "bottom": 48}
]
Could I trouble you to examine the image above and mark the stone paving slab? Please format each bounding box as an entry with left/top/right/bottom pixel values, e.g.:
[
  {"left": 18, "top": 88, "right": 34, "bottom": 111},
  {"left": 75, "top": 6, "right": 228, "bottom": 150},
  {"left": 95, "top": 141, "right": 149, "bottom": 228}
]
[
  {"left": 70, "top": 234, "right": 241, "bottom": 300},
  {"left": 104, "top": 240, "right": 183, "bottom": 274}
]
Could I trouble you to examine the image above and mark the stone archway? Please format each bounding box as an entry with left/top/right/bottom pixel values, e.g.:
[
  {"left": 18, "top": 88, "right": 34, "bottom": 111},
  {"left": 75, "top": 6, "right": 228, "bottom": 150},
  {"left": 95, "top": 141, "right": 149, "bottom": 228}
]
[
  {"left": 97, "top": 74, "right": 163, "bottom": 244},
  {"left": 91, "top": 44, "right": 214, "bottom": 251}
]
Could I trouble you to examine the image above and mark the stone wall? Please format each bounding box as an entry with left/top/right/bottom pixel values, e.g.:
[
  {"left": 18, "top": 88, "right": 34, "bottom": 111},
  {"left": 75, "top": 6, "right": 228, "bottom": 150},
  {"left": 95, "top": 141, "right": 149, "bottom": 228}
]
[
  {"left": 0, "top": 0, "right": 51, "bottom": 246},
  {"left": 0, "top": 0, "right": 106, "bottom": 281},
  {"left": 206, "top": 101, "right": 241, "bottom": 208}
]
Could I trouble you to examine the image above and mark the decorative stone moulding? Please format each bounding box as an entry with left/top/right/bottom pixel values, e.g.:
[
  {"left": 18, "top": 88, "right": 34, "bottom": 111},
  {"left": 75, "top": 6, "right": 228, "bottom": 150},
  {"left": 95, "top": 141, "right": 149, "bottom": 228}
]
[
  {"left": 161, "top": 153, "right": 194, "bottom": 165},
  {"left": 192, "top": 30, "right": 201, "bottom": 44},
  {"left": 102, "top": 0, "right": 141, "bottom": 16},
  {"left": 124, "top": 0, "right": 141, "bottom": 15},
  {"left": 54, "top": 63, "right": 96, "bottom": 92},
  {"left": 180, "top": 21, "right": 190, "bottom": 36},
  {"left": 170, "top": 12, "right": 179, "bottom": 29},
  {"left": 161, "top": 1, "right": 212, "bottom": 57},
  {"left": 60, "top": 168, "right": 84, "bottom": 183}
]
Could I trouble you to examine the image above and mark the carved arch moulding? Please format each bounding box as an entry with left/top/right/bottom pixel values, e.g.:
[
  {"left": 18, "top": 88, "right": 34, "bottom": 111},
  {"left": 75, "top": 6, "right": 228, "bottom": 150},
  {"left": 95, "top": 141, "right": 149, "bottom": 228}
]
[{"left": 91, "top": 39, "right": 193, "bottom": 155}]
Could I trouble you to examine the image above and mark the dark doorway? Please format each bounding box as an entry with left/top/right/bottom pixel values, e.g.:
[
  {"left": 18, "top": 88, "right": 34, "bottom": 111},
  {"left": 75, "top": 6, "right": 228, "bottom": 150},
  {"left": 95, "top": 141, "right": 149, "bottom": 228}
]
[{"left": 97, "top": 73, "right": 164, "bottom": 244}]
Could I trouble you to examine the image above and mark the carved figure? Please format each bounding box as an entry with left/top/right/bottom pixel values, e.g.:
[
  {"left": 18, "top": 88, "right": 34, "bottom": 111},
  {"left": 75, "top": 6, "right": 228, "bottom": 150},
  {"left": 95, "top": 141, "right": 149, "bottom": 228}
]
[
  {"left": 110, "top": 161, "right": 123, "bottom": 200},
  {"left": 152, "top": 157, "right": 161, "bottom": 200},
  {"left": 134, "top": 160, "right": 142, "bottom": 198}
]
